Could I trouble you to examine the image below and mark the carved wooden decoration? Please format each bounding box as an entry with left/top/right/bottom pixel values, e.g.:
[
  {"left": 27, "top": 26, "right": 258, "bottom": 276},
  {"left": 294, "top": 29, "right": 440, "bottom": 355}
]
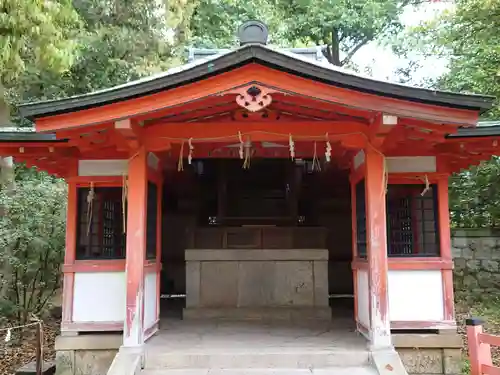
[
  {"left": 233, "top": 109, "right": 280, "bottom": 121},
  {"left": 235, "top": 85, "right": 273, "bottom": 112}
]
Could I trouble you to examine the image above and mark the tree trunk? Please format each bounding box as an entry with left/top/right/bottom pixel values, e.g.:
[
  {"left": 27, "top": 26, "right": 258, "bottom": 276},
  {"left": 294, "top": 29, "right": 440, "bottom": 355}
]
[
  {"left": 0, "top": 156, "right": 14, "bottom": 303},
  {"left": 323, "top": 28, "right": 341, "bottom": 66},
  {"left": 0, "top": 87, "right": 15, "bottom": 308}
]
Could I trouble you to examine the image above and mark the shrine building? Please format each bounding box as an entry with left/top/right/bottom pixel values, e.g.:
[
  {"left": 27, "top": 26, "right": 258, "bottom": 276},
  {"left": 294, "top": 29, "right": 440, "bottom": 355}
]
[{"left": 2, "top": 21, "right": 499, "bottom": 375}]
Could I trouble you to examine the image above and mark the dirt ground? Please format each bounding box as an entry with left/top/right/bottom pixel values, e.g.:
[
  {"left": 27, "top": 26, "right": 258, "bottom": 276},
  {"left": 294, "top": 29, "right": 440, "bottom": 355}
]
[
  {"left": 456, "top": 294, "right": 500, "bottom": 373},
  {"left": 0, "top": 318, "right": 59, "bottom": 375}
]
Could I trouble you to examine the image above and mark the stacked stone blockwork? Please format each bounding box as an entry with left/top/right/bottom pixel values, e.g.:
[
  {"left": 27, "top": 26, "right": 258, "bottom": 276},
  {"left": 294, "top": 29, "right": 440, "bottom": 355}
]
[{"left": 452, "top": 228, "right": 500, "bottom": 296}]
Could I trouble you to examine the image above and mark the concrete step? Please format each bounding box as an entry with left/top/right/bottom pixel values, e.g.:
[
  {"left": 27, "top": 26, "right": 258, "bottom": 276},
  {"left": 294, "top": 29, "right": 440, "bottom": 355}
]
[
  {"left": 143, "top": 350, "right": 371, "bottom": 369},
  {"left": 141, "top": 367, "right": 378, "bottom": 375}
]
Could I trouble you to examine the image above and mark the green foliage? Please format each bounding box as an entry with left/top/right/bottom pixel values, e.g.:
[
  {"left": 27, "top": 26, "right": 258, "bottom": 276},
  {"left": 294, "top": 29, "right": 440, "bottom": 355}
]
[
  {"left": 395, "top": 0, "right": 500, "bottom": 228},
  {"left": 449, "top": 158, "right": 500, "bottom": 229},
  {"left": 190, "top": 0, "right": 410, "bottom": 65},
  {"left": 433, "top": 0, "right": 500, "bottom": 118},
  {"left": 0, "top": 0, "right": 81, "bottom": 84},
  {"left": 0, "top": 167, "right": 66, "bottom": 323},
  {"left": 5, "top": 0, "right": 192, "bottom": 110}
]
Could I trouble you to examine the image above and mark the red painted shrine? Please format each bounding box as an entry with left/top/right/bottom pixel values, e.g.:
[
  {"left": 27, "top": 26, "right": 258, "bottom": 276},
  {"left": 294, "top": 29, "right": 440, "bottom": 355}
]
[{"left": 1, "top": 20, "right": 499, "bottom": 373}]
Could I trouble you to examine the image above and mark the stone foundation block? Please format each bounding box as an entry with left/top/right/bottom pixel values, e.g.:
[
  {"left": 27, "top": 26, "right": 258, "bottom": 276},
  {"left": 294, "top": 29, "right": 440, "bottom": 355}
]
[
  {"left": 398, "top": 348, "right": 444, "bottom": 374},
  {"left": 55, "top": 335, "right": 121, "bottom": 375},
  {"left": 396, "top": 347, "right": 462, "bottom": 375}
]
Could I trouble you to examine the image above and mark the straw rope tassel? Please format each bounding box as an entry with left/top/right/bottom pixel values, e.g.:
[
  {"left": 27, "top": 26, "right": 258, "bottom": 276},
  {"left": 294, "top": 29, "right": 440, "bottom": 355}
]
[
  {"left": 122, "top": 173, "right": 128, "bottom": 233},
  {"left": 312, "top": 141, "right": 321, "bottom": 171},
  {"left": 238, "top": 131, "right": 244, "bottom": 159},
  {"left": 243, "top": 137, "right": 251, "bottom": 169},
  {"left": 421, "top": 174, "right": 430, "bottom": 196},
  {"left": 383, "top": 157, "right": 388, "bottom": 194},
  {"left": 289, "top": 134, "right": 295, "bottom": 160},
  {"left": 86, "top": 182, "right": 95, "bottom": 236},
  {"left": 325, "top": 133, "right": 332, "bottom": 163},
  {"left": 188, "top": 138, "right": 194, "bottom": 165},
  {"left": 177, "top": 141, "right": 185, "bottom": 171}
]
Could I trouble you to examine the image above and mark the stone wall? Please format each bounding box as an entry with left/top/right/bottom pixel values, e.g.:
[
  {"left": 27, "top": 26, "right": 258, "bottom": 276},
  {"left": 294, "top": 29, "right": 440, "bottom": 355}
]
[{"left": 452, "top": 228, "right": 500, "bottom": 295}]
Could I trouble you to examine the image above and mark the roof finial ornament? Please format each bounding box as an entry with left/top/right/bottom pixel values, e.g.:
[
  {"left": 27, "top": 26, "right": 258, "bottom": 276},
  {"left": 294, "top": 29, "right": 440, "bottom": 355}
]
[{"left": 238, "top": 20, "right": 269, "bottom": 46}]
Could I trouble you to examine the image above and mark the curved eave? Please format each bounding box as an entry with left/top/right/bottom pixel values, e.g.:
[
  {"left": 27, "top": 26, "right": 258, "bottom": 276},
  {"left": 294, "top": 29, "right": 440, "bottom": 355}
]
[
  {"left": 19, "top": 45, "right": 495, "bottom": 120},
  {"left": 447, "top": 125, "right": 500, "bottom": 138},
  {"left": 0, "top": 131, "right": 65, "bottom": 142}
]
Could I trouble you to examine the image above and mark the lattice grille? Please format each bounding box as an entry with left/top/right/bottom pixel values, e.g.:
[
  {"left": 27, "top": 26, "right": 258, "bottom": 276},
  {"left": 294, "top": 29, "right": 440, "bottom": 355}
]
[
  {"left": 76, "top": 187, "right": 126, "bottom": 260},
  {"left": 356, "top": 180, "right": 367, "bottom": 258},
  {"left": 386, "top": 184, "right": 439, "bottom": 257},
  {"left": 146, "top": 182, "right": 158, "bottom": 260}
]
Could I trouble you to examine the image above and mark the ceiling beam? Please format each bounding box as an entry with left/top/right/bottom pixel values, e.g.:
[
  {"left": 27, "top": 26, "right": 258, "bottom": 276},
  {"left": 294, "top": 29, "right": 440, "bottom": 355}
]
[{"left": 143, "top": 120, "right": 369, "bottom": 152}]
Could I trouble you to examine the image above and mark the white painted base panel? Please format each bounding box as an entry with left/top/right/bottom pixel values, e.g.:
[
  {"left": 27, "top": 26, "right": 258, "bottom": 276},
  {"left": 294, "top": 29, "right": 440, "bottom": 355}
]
[
  {"left": 388, "top": 270, "right": 444, "bottom": 321},
  {"left": 356, "top": 270, "right": 370, "bottom": 329},
  {"left": 145, "top": 272, "right": 158, "bottom": 329},
  {"left": 72, "top": 272, "right": 126, "bottom": 322}
]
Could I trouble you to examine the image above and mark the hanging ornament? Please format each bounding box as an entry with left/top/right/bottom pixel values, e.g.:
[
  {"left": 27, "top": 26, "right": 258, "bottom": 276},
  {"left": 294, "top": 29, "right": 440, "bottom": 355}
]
[
  {"left": 86, "top": 182, "right": 95, "bottom": 236},
  {"left": 420, "top": 174, "right": 430, "bottom": 196},
  {"left": 238, "top": 131, "right": 244, "bottom": 159},
  {"left": 243, "top": 137, "right": 251, "bottom": 169},
  {"left": 177, "top": 141, "right": 185, "bottom": 172},
  {"left": 122, "top": 174, "right": 128, "bottom": 233},
  {"left": 312, "top": 142, "right": 321, "bottom": 172},
  {"left": 4, "top": 328, "right": 11, "bottom": 342},
  {"left": 188, "top": 138, "right": 194, "bottom": 165},
  {"left": 289, "top": 134, "right": 295, "bottom": 160},
  {"left": 325, "top": 133, "right": 332, "bottom": 163}
]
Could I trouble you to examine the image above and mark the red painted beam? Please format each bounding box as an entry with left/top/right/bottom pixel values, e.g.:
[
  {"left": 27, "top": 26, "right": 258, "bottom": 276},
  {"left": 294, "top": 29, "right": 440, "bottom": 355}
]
[{"left": 34, "top": 65, "right": 479, "bottom": 132}]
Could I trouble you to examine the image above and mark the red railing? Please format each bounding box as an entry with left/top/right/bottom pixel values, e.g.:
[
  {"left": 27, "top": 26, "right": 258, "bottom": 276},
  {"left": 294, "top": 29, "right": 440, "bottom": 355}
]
[{"left": 467, "top": 318, "right": 500, "bottom": 375}]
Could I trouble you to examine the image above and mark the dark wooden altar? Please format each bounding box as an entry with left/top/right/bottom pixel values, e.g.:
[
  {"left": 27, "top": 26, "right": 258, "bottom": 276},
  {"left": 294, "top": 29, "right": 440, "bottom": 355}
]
[{"left": 162, "top": 159, "right": 352, "bottom": 295}]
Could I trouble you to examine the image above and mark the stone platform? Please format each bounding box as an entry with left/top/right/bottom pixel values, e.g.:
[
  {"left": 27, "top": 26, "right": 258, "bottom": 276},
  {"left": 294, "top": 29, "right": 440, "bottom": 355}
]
[
  {"left": 144, "top": 319, "right": 372, "bottom": 371},
  {"left": 184, "top": 248, "right": 330, "bottom": 321}
]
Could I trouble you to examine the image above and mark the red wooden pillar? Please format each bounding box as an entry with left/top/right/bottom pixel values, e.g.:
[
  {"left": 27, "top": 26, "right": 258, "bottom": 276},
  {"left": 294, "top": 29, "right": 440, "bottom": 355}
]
[
  {"left": 124, "top": 148, "right": 148, "bottom": 347},
  {"left": 437, "top": 176, "right": 455, "bottom": 322},
  {"left": 364, "top": 148, "right": 392, "bottom": 349},
  {"left": 350, "top": 178, "right": 359, "bottom": 326},
  {"left": 62, "top": 179, "right": 78, "bottom": 329}
]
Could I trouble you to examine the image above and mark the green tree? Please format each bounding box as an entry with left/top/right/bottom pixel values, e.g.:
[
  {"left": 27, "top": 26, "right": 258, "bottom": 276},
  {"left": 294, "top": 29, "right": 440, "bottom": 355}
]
[
  {"left": 0, "top": 0, "right": 80, "bottom": 85},
  {"left": 190, "top": 0, "right": 411, "bottom": 66},
  {"left": 0, "top": 0, "right": 196, "bottom": 324},
  {"left": 0, "top": 169, "right": 66, "bottom": 323},
  {"left": 396, "top": 0, "right": 500, "bottom": 227}
]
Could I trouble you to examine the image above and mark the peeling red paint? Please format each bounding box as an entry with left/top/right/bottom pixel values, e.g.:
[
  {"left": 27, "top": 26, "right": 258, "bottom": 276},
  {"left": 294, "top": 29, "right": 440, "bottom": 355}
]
[
  {"left": 124, "top": 149, "right": 148, "bottom": 346},
  {"left": 365, "top": 148, "right": 391, "bottom": 348}
]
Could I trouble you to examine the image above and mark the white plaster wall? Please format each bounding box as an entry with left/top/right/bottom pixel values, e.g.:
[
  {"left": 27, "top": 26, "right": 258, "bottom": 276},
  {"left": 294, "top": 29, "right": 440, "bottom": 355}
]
[
  {"left": 388, "top": 270, "right": 444, "bottom": 321},
  {"left": 386, "top": 156, "right": 436, "bottom": 173},
  {"left": 353, "top": 150, "right": 365, "bottom": 170},
  {"left": 78, "top": 159, "right": 128, "bottom": 176},
  {"left": 357, "top": 270, "right": 370, "bottom": 328},
  {"left": 147, "top": 152, "right": 159, "bottom": 170},
  {"left": 144, "top": 272, "right": 158, "bottom": 329},
  {"left": 73, "top": 272, "right": 125, "bottom": 322}
]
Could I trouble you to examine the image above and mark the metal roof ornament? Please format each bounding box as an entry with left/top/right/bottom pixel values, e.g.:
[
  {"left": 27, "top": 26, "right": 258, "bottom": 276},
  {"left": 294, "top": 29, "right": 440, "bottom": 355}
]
[{"left": 238, "top": 20, "right": 269, "bottom": 45}]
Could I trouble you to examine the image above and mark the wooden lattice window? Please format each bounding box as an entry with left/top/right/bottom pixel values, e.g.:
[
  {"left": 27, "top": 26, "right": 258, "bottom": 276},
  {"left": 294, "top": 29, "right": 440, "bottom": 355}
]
[
  {"left": 356, "top": 180, "right": 367, "bottom": 258},
  {"left": 146, "top": 182, "right": 158, "bottom": 260},
  {"left": 386, "top": 184, "right": 440, "bottom": 257},
  {"left": 76, "top": 187, "right": 126, "bottom": 260}
]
